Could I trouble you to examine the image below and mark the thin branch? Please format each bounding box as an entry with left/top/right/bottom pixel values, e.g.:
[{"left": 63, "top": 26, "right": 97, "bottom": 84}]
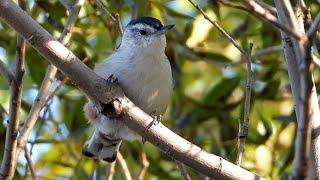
[
  {"left": 114, "top": 13, "right": 124, "bottom": 36},
  {"left": 307, "top": 13, "right": 320, "bottom": 38},
  {"left": 94, "top": 0, "right": 123, "bottom": 36},
  {"left": 175, "top": 160, "right": 192, "bottom": 180},
  {"left": 240, "top": 0, "right": 305, "bottom": 41},
  {"left": 117, "top": 152, "right": 132, "bottom": 180},
  {"left": 59, "top": 0, "right": 85, "bottom": 44},
  {"left": 0, "top": 1, "right": 26, "bottom": 178},
  {"left": 300, "top": 1, "right": 320, "bottom": 55},
  {"left": 15, "top": 65, "right": 57, "bottom": 163},
  {"left": 188, "top": 0, "right": 248, "bottom": 58},
  {"left": 42, "top": 57, "right": 89, "bottom": 108},
  {"left": 254, "top": 0, "right": 277, "bottom": 16},
  {"left": 136, "top": 151, "right": 149, "bottom": 180},
  {"left": 235, "top": 43, "right": 253, "bottom": 166},
  {"left": 24, "top": 146, "right": 36, "bottom": 180},
  {"left": 0, "top": 104, "right": 9, "bottom": 116},
  {"left": 251, "top": 46, "right": 282, "bottom": 58},
  {"left": 59, "top": 0, "right": 73, "bottom": 11},
  {"left": 216, "top": 0, "right": 250, "bottom": 12},
  {"left": 105, "top": 161, "right": 116, "bottom": 180},
  {"left": 0, "top": 59, "right": 14, "bottom": 84}
]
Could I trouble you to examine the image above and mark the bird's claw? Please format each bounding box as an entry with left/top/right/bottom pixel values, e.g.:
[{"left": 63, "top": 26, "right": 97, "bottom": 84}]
[
  {"left": 107, "top": 74, "right": 119, "bottom": 84},
  {"left": 152, "top": 115, "right": 162, "bottom": 125},
  {"left": 150, "top": 110, "right": 162, "bottom": 125},
  {"left": 142, "top": 112, "right": 162, "bottom": 144}
]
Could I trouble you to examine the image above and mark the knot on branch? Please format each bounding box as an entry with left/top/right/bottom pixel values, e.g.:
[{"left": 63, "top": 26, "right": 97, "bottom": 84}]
[
  {"left": 238, "top": 124, "right": 249, "bottom": 138},
  {"left": 100, "top": 99, "right": 124, "bottom": 119}
]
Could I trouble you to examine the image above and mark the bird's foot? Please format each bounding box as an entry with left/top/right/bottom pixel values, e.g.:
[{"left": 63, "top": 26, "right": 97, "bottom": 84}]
[
  {"left": 142, "top": 111, "right": 162, "bottom": 144},
  {"left": 106, "top": 74, "right": 119, "bottom": 84},
  {"left": 150, "top": 110, "right": 162, "bottom": 125}
]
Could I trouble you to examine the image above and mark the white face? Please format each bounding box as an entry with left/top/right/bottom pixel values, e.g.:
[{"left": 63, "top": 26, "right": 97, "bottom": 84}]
[{"left": 122, "top": 23, "right": 167, "bottom": 51}]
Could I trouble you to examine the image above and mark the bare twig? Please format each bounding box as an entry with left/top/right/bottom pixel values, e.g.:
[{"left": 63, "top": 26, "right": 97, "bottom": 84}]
[
  {"left": 306, "top": 13, "right": 320, "bottom": 38},
  {"left": 114, "top": 13, "right": 124, "bottom": 35},
  {"left": 24, "top": 146, "right": 36, "bottom": 180},
  {"left": 136, "top": 151, "right": 149, "bottom": 180},
  {"left": 251, "top": 46, "right": 282, "bottom": 58},
  {"left": 216, "top": 0, "right": 250, "bottom": 12},
  {"left": 175, "top": 160, "right": 192, "bottom": 180},
  {"left": 105, "top": 161, "right": 116, "bottom": 180},
  {"left": 94, "top": 0, "right": 123, "bottom": 36},
  {"left": 188, "top": 0, "right": 248, "bottom": 58},
  {"left": 0, "top": 59, "right": 14, "bottom": 84},
  {"left": 42, "top": 57, "right": 89, "bottom": 108},
  {"left": 0, "top": 104, "right": 9, "bottom": 116},
  {"left": 59, "top": 0, "right": 72, "bottom": 11},
  {"left": 300, "top": 0, "right": 320, "bottom": 55},
  {"left": 235, "top": 43, "right": 253, "bottom": 166},
  {"left": 188, "top": 0, "right": 254, "bottom": 168},
  {"left": 240, "top": 0, "right": 305, "bottom": 40},
  {"left": 117, "top": 152, "right": 132, "bottom": 180},
  {"left": 15, "top": 65, "right": 57, "bottom": 166},
  {"left": 254, "top": 0, "right": 277, "bottom": 16},
  {"left": 0, "top": 1, "right": 26, "bottom": 178},
  {"left": 59, "top": 0, "right": 85, "bottom": 44}
]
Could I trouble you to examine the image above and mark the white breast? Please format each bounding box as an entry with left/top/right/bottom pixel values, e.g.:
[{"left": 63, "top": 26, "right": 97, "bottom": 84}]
[{"left": 95, "top": 49, "right": 172, "bottom": 116}]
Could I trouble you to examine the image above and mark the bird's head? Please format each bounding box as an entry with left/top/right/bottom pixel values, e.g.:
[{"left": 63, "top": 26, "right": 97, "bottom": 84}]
[{"left": 121, "top": 17, "right": 174, "bottom": 52}]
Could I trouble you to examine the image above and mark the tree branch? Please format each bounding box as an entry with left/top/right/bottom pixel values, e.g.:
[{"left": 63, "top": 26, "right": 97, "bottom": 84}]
[
  {"left": 0, "top": 0, "right": 266, "bottom": 179},
  {"left": 117, "top": 152, "right": 132, "bottom": 180},
  {"left": 105, "top": 161, "right": 116, "bottom": 180},
  {"left": 94, "top": 0, "right": 123, "bottom": 36},
  {"left": 24, "top": 146, "right": 36, "bottom": 180},
  {"left": 306, "top": 13, "right": 320, "bottom": 38},
  {"left": 235, "top": 43, "right": 253, "bottom": 166},
  {"left": 0, "top": 1, "right": 26, "bottom": 178},
  {"left": 137, "top": 151, "right": 149, "bottom": 180},
  {"left": 175, "top": 160, "right": 192, "bottom": 180},
  {"left": 188, "top": 0, "right": 248, "bottom": 58},
  {"left": 274, "top": 0, "right": 320, "bottom": 179},
  {"left": 240, "top": 0, "right": 305, "bottom": 40}
]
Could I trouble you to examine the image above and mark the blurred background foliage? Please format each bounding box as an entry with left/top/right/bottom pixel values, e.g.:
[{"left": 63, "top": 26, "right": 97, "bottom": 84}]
[{"left": 0, "top": 0, "right": 319, "bottom": 179}]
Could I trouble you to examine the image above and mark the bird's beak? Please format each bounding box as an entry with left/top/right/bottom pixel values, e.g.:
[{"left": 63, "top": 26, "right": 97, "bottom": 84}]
[{"left": 156, "top": 24, "right": 175, "bottom": 36}]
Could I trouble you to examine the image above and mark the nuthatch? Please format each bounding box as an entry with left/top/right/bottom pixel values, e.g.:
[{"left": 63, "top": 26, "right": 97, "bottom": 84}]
[{"left": 82, "top": 17, "right": 173, "bottom": 162}]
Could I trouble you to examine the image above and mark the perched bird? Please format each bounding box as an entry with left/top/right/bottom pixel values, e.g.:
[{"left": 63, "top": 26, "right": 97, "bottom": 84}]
[{"left": 82, "top": 17, "right": 174, "bottom": 162}]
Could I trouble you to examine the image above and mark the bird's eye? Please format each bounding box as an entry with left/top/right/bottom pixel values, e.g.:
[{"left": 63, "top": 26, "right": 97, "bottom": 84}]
[{"left": 139, "top": 30, "right": 147, "bottom": 35}]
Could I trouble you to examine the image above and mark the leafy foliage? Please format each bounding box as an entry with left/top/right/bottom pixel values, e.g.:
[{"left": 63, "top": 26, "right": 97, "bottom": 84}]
[{"left": 0, "top": 0, "right": 319, "bottom": 179}]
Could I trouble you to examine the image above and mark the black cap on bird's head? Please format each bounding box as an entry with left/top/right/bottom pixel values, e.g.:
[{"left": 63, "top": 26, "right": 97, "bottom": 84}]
[{"left": 127, "top": 16, "right": 174, "bottom": 35}]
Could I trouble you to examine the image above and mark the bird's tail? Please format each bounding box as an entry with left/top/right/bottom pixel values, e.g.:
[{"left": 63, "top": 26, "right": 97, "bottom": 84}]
[{"left": 82, "top": 130, "right": 122, "bottom": 162}]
